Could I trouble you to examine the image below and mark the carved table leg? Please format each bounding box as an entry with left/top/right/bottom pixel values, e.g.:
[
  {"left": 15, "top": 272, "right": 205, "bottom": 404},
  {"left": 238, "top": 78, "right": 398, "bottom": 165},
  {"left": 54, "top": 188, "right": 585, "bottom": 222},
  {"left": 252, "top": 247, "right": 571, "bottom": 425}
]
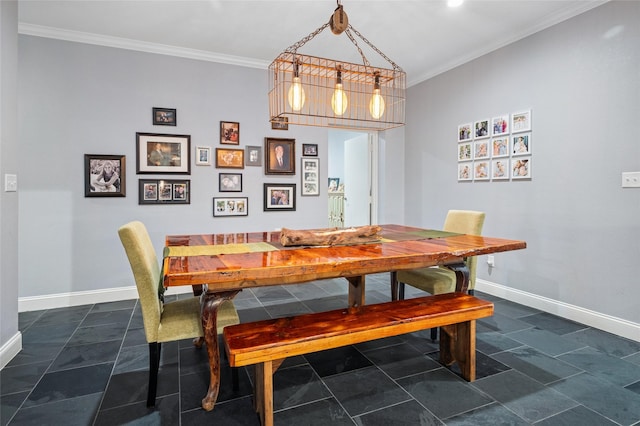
[{"left": 200, "top": 290, "right": 238, "bottom": 411}]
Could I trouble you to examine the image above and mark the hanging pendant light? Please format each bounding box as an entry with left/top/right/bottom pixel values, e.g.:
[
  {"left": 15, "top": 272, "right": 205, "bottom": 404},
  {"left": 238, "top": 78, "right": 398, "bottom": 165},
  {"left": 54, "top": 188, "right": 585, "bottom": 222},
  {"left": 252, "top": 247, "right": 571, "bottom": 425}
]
[
  {"left": 287, "top": 59, "right": 306, "bottom": 112},
  {"left": 331, "top": 66, "right": 348, "bottom": 116},
  {"left": 369, "top": 72, "right": 385, "bottom": 119}
]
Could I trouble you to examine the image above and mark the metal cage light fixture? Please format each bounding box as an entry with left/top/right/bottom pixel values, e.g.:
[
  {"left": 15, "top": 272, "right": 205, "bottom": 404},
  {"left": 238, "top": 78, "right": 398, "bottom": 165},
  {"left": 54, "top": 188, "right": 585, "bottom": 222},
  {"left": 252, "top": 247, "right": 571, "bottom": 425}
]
[{"left": 269, "top": 1, "right": 406, "bottom": 131}]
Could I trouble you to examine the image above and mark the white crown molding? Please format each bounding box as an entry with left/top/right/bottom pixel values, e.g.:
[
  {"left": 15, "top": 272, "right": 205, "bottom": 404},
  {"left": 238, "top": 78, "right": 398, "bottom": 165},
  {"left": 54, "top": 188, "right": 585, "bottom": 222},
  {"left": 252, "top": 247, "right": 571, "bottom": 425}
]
[
  {"left": 476, "top": 278, "right": 640, "bottom": 343},
  {"left": 18, "top": 23, "right": 270, "bottom": 70}
]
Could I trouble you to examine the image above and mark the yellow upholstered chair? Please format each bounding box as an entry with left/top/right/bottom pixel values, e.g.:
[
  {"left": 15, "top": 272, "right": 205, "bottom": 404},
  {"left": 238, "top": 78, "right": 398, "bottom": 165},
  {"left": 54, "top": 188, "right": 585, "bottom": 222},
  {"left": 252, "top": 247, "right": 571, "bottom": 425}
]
[
  {"left": 393, "top": 210, "right": 485, "bottom": 337},
  {"left": 118, "top": 221, "right": 239, "bottom": 407}
]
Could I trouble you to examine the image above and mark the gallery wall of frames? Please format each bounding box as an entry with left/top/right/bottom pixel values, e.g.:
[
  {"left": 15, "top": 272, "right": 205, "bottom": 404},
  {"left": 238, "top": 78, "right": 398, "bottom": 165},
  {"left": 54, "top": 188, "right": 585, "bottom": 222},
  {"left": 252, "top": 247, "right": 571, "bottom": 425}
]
[
  {"left": 457, "top": 110, "right": 531, "bottom": 182},
  {"left": 83, "top": 108, "right": 320, "bottom": 218}
]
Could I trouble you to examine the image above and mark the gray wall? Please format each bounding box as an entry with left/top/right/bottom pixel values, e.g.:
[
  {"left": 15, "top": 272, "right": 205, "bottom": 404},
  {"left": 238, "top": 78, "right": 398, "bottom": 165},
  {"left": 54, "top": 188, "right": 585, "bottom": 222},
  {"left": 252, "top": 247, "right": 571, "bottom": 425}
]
[
  {"left": 0, "top": 0, "right": 19, "bottom": 364},
  {"left": 16, "top": 34, "right": 404, "bottom": 300},
  {"left": 405, "top": 1, "right": 640, "bottom": 325}
]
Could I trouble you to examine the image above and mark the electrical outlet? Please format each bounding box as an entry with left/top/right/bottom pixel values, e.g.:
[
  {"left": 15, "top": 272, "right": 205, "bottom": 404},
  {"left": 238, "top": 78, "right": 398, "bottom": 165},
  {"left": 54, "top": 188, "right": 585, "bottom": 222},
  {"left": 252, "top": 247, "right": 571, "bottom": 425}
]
[
  {"left": 4, "top": 174, "right": 17, "bottom": 192},
  {"left": 487, "top": 255, "right": 495, "bottom": 267},
  {"left": 622, "top": 172, "right": 640, "bottom": 188}
]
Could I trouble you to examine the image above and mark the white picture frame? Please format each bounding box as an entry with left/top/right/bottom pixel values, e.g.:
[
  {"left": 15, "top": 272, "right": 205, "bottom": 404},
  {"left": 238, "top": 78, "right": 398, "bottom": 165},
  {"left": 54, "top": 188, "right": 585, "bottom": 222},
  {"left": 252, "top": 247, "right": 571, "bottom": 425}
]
[
  {"left": 491, "top": 137, "right": 509, "bottom": 158},
  {"left": 195, "top": 146, "right": 211, "bottom": 166},
  {"left": 474, "top": 140, "right": 490, "bottom": 160},
  {"left": 301, "top": 158, "right": 320, "bottom": 196},
  {"left": 512, "top": 133, "right": 531, "bottom": 156},
  {"left": 491, "top": 159, "right": 509, "bottom": 180},
  {"left": 474, "top": 161, "right": 490, "bottom": 181},
  {"left": 511, "top": 110, "right": 531, "bottom": 133},
  {"left": 491, "top": 114, "right": 510, "bottom": 136},
  {"left": 511, "top": 157, "right": 531, "bottom": 179},
  {"left": 474, "top": 119, "right": 490, "bottom": 139},
  {"left": 458, "top": 123, "right": 472, "bottom": 142},
  {"left": 458, "top": 163, "right": 472, "bottom": 181},
  {"left": 458, "top": 142, "right": 472, "bottom": 161}
]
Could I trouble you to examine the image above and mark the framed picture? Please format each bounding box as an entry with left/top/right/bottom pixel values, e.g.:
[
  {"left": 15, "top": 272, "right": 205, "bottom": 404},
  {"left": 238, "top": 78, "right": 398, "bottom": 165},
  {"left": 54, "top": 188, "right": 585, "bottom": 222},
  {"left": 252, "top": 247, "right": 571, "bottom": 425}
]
[
  {"left": 138, "top": 179, "right": 190, "bottom": 204},
  {"left": 84, "top": 154, "right": 126, "bottom": 197},
  {"left": 152, "top": 107, "right": 176, "bottom": 126},
  {"left": 474, "top": 161, "right": 490, "bottom": 181},
  {"left": 511, "top": 110, "right": 531, "bottom": 133},
  {"left": 491, "top": 137, "right": 509, "bottom": 158},
  {"left": 512, "top": 133, "right": 531, "bottom": 156},
  {"left": 458, "top": 163, "right": 472, "bottom": 181},
  {"left": 492, "top": 159, "right": 509, "bottom": 180},
  {"left": 213, "top": 197, "right": 248, "bottom": 217},
  {"left": 512, "top": 157, "right": 531, "bottom": 179},
  {"left": 458, "top": 142, "right": 472, "bottom": 161},
  {"left": 301, "top": 158, "right": 319, "bottom": 196},
  {"left": 265, "top": 137, "right": 295, "bottom": 175},
  {"left": 215, "top": 148, "right": 244, "bottom": 169},
  {"left": 219, "top": 173, "right": 242, "bottom": 192},
  {"left": 328, "top": 177, "right": 341, "bottom": 192},
  {"left": 474, "top": 140, "right": 489, "bottom": 160},
  {"left": 474, "top": 119, "right": 490, "bottom": 139},
  {"left": 136, "top": 133, "right": 191, "bottom": 174},
  {"left": 271, "top": 116, "right": 289, "bottom": 130},
  {"left": 245, "top": 145, "right": 262, "bottom": 166},
  {"left": 491, "top": 114, "right": 509, "bottom": 136},
  {"left": 195, "top": 146, "right": 211, "bottom": 166},
  {"left": 220, "top": 121, "right": 240, "bottom": 145},
  {"left": 458, "top": 123, "right": 472, "bottom": 142},
  {"left": 264, "top": 183, "right": 296, "bottom": 211},
  {"left": 303, "top": 143, "right": 318, "bottom": 156}
]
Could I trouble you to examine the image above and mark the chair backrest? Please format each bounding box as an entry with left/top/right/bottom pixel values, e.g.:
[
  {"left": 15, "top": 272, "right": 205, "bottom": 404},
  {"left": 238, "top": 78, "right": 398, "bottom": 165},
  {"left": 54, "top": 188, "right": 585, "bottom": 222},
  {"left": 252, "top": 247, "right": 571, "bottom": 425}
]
[
  {"left": 443, "top": 210, "right": 485, "bottom": 289},
  {"left": 118, "top": 221, "right": 162, "bottom": 343}
]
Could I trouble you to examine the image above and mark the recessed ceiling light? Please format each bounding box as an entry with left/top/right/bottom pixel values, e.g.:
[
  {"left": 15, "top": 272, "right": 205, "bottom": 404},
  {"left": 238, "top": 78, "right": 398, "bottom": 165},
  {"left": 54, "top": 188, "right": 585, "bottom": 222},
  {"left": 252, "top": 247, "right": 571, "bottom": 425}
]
[{"left": 448, "top": 0, "right": 464, "bottom": 7}]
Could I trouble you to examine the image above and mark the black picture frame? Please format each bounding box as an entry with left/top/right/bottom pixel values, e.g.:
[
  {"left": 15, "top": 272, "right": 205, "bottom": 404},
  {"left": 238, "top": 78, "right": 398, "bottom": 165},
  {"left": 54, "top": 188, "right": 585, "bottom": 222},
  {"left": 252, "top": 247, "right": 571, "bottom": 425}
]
[
  {"left": 136, "top": 132, "right": 191, "bottom": 174},
  {"left": 152, "top": 108, "right": 176, "bottom": 126},
  {"left": 213, "top": 197, "right": 248, "bottom": 217},
  {"left": 219, "top": 173, "right": 242, "bottom": 192},
  {"left": 302, "top": 143, "right": 318, "bottom": 156},
  {"left": 264, "top": 183, "right": 296, "bottom": 211},
  {"left": 84, "top": 154, "right": 126, "bottom": 197},
  {"left": 265, "top": 137, "right": 295, "bottom": 175},
  {"left": 220, "top": 121, "right": 240, "bottom": 145},
  {"left": 271, "top": 116, "right": 289, "bottom": 130},
  {"left": 138, "top": 179, "right": 190, "bottom": 204}
]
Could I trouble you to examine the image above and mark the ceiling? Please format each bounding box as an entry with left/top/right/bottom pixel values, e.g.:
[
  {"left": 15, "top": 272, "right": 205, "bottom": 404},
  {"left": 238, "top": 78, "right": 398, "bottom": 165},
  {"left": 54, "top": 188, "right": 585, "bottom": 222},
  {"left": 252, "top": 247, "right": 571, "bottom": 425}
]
[{"left": 18, "top": 0, "right": 606, "bottom": 86}]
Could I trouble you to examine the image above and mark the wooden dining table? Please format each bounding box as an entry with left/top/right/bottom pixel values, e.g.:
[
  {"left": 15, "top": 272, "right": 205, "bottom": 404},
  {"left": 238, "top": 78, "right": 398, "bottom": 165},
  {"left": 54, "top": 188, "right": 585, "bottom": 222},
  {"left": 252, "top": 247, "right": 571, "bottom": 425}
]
[{"left": 162, "top": 224, "right": 526, "bottom": 411}]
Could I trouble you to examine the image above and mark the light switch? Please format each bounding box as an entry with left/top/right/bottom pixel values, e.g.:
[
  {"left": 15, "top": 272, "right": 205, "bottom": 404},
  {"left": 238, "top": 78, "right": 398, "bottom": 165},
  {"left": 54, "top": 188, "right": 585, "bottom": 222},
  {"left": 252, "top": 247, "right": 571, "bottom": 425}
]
[
  {"left": 4, "top": 174, "right": 17, "bottom": 192},
  {"left": 622, "top": 172, "right": 640, "bottom": 188}
]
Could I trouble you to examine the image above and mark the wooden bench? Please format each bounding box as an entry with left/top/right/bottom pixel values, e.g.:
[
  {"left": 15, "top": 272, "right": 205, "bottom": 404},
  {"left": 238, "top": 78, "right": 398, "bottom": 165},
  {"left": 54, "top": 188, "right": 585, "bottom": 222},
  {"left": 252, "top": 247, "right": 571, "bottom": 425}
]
[{"left": 223, "top": 292, "right": 494, "bottom": 426}]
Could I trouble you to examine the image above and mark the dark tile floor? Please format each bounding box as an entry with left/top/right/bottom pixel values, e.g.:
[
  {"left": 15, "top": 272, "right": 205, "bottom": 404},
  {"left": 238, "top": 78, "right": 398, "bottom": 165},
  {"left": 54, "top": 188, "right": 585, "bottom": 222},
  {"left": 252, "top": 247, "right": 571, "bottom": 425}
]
[{"left": 3, "top": 273, "right": 640, "bottom": 425}]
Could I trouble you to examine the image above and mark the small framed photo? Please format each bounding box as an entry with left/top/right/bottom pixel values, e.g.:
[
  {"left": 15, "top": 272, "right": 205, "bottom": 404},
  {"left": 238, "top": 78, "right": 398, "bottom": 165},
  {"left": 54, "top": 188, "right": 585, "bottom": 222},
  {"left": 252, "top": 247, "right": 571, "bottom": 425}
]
[
  {"left": 491, "top": 114, "right": 509, "bottom": 136},
  {"left": 511, "top": 110, "right": 531, "bottom": 133},
  {"left": 195, "top": 146, "right": 211, "bottom": 166},
  {"left": 136, "top": 133, "right": 190, "bottom": 174},
  {"left": 474, "top": 161, "right": 490, "bottom": 181},
  {"left": 265, "top": 137, "right": 295, "bottom": 175},
  {"left": 474, "top": 119, "right": 490, "bottom": 139},
  {"left": 492, "top": 137, "right": 509, "bottom": 158},
  {"left": 84, "top": 154, "right": 126, "bottom": 197},
  {"left": 138, "top": 179, "right": 190, "bottom": 204},
  {"left": 271, "top": 116, "right": 289, "bottom": 130},
  {"left": 328, "top": 177, "right": 341, "bottom": 192},
  {"left": 474, "top": 140, "right": 489, "bottom": 160},
  {"left": 301, "top": 158, "right": 319, "bottom": 196},
  {"left": 458, "top": 142, "right": 472, "bottom": 161},
  {"left": 220, "top": 121, "right": 240, "bottom": 145},
  {"left": 492, "top": 159, "right": 509, "bottom": 180},
  {"left": 152, "top": 108, "right": 176, "bottom": 126},
  {"left": 245, "top": 145, "right": 262, "bottom": 167},
  {"left": 458, "top": 163, "right": 472, "bottom": 181},
  {"left": 213, "top": 197, "right": 248, "bottom": 217},
  {"left": 512, "top": 133, "right": 531, "bottom": 156},
  {"left": 215, "top": 148, "right": 244, "bottom": 169},
  {"left": 458, "top": 123, "right": 472, "bottom": 142},
  {"left": 303, "top": 143, "right": 318, "bottom": 156},
  {"left": 512, "top": 157, "right": 531, "bottom": 179},
  {"left": 219, "top": 173, "right": 242, "bottom": 192},
  {"left": 264, "top": 183, "right": 296, "bottom": 211}
]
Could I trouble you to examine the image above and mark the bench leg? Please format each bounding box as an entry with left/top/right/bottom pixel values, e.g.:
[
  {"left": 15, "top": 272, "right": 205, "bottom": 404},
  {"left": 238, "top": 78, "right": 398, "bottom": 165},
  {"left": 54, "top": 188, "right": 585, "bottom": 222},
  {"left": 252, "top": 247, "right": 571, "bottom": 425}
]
[
  {"left": 253, "top": 359, "right": 285, "bottom": 426},
  {"left": 439, "top": 320, "right": 476, "bottom": 381}
]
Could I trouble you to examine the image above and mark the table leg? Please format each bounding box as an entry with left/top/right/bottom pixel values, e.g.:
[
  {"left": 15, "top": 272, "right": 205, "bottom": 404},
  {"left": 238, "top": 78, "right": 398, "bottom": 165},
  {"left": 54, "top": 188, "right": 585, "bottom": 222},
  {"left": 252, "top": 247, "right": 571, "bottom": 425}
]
[
  {"left": 346, "top": 275, "right": 365, "bottom": 307},
  {"left": 444, "top": 262, "right": 470, "bottom": 293},
  {"left": 200, "top": 290, "right": 238, "bottom": 411}
]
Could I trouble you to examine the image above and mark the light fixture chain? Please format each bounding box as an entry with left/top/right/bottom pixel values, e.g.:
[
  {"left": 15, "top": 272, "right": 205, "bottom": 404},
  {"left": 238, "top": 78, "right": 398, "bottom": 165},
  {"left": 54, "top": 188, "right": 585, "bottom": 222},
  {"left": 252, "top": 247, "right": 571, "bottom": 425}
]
[
  {"left": 343, "top": 28, "right": 371, "bottom": 69},
  {"left": 284, "top": 22, "right": 331, "bottom": 54},
  {"left": 347, "top": 24, "right": 403, "bottom": 72}
]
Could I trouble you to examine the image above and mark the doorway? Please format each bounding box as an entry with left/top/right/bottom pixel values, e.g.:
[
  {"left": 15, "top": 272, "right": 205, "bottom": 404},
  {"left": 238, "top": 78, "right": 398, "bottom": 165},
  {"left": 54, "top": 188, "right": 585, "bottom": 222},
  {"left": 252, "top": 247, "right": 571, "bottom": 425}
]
[{"left": 327, "top": 130, "right": 378, "bottom": 227}]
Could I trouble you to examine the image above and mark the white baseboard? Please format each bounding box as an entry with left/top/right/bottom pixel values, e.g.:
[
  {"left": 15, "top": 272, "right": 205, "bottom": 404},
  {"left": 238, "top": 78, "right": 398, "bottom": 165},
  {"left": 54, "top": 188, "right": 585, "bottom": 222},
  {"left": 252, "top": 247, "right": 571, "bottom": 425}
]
[
  {"left": 0, "top": 332, "right": 22, "bottom": 370},
  {"left": 18, "top": 285, "right": 193, "bottom": 312},
  {"left": 476, "top": 278, "right": 640, "bottom": 343}
]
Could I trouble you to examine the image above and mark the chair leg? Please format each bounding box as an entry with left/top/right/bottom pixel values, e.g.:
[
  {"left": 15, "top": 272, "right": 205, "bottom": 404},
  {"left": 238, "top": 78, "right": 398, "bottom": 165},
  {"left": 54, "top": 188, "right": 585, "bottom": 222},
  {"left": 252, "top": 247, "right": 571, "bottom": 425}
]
[
  {"left": 390, "top": 272, "right": 398, "bottom": 301},
  {"left": 147, "top": 342, "right": 161, "bottom": 407},
  {"left": 430, "top": 327, "right": 438, "bottom": 341},
  {"left": 232, "top": 367, "right": 240, "bottom": 392},
  {"left": 468, "top": 289, "right": 475, "bottom": 295},
  {"left": 399, "top": 282, "right": 405, "bottom": 300}
]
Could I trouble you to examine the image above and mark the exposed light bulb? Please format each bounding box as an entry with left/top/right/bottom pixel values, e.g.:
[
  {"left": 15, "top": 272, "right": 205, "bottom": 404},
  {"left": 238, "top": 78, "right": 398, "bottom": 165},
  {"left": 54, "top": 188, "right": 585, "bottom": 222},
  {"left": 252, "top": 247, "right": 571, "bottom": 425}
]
[
  {"left": 287, "top": 60, "right": 305, "bottom": 111},
  {"left": 288, "top": 77, "right": 305, "bottom": 111},
  {"left": 369, "top": 73, "right": 385, "bottom": 119},
  {"left": 331, "top": 67, "right": 348, "bottom": 115}
]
